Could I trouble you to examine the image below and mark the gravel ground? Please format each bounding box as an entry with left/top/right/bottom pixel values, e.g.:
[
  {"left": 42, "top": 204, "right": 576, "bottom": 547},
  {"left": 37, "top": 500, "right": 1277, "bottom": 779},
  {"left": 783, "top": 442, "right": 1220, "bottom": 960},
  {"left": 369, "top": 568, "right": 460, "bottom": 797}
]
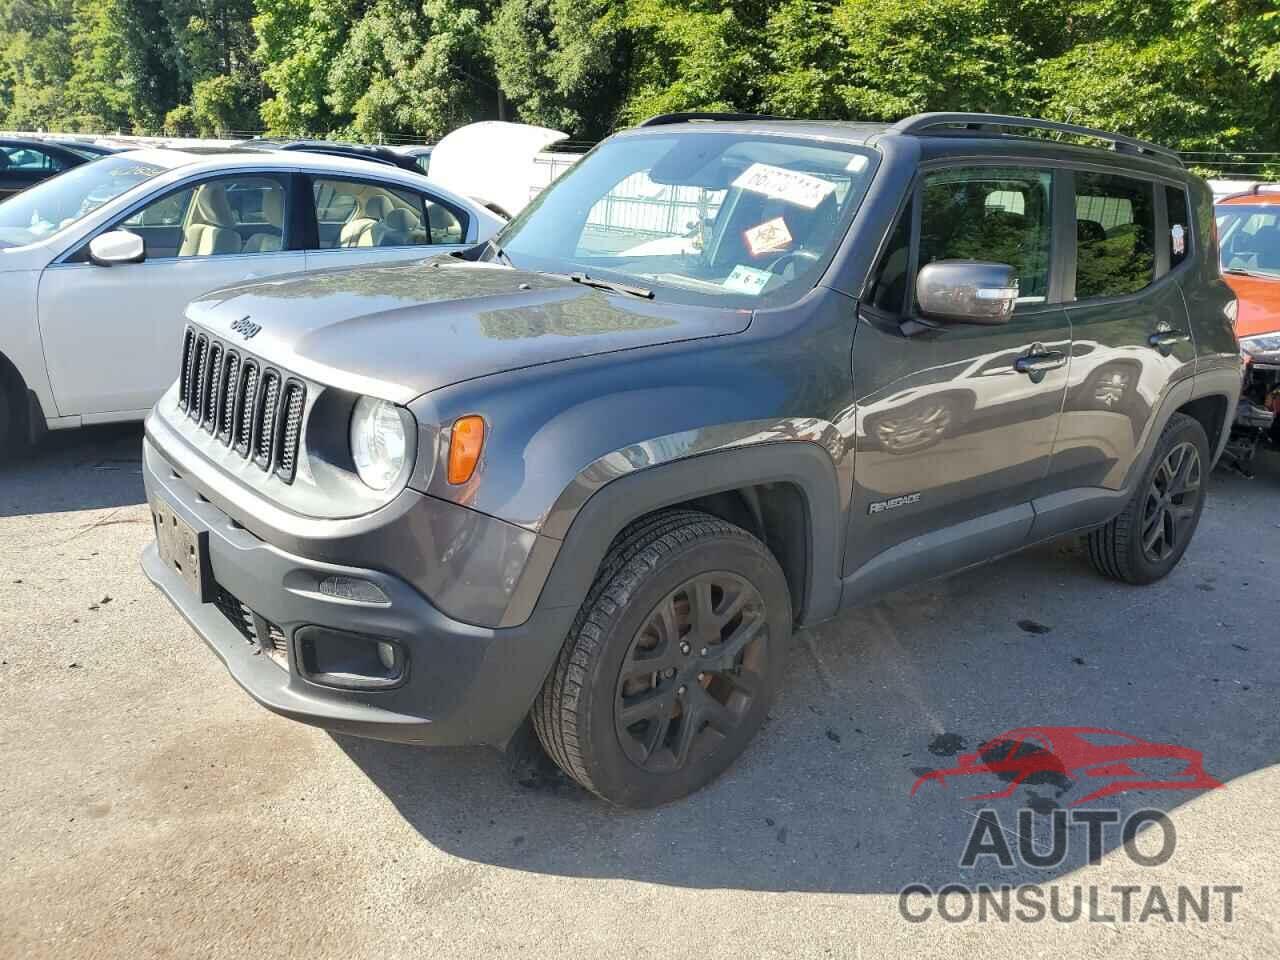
[{"left": 1, "top": 424, "right": 1277, "bottom": 959}]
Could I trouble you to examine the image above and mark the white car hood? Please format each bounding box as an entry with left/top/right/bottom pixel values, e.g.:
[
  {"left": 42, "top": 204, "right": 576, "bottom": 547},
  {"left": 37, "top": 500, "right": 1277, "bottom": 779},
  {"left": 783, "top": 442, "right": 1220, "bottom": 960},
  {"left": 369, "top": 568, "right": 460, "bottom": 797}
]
[
  {"left": 427, "top": 121, "right": 568, "bottom": 217},
  {"left": 0, "top": 240, "right": 51, "bottom": 273}
]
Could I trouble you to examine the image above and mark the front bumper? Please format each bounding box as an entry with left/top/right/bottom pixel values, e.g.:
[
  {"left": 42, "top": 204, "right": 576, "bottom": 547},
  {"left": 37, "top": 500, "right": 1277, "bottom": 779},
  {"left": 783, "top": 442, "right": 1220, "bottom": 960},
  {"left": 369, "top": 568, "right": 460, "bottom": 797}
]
[{"left": 141, "top": 438, "right": 576, "bottom": 747}]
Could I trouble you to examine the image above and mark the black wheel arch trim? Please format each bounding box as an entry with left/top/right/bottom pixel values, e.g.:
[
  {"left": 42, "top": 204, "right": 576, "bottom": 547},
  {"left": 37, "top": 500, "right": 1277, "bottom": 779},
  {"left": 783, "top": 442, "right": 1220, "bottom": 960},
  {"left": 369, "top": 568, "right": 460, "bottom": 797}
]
[{"left": 519, "top": 441, "right": 845, "bottom": 629}]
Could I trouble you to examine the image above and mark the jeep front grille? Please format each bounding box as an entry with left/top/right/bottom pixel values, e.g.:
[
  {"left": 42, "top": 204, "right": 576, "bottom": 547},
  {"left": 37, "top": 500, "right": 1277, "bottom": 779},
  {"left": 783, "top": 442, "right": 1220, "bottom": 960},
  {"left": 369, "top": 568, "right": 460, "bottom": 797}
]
[
  {"left": 178, "top": 326, "right": 306, "bottom": 482},
  {"left": 277, "top": 382, "right": 305, "bottom": 482}
]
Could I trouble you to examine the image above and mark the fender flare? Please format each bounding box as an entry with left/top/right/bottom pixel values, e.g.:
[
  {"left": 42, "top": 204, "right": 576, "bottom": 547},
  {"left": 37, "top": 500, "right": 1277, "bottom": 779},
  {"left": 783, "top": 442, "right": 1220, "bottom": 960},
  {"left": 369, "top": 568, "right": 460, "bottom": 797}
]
[{"left": 513, "top": 440, "right": 846, "bottom": 629}]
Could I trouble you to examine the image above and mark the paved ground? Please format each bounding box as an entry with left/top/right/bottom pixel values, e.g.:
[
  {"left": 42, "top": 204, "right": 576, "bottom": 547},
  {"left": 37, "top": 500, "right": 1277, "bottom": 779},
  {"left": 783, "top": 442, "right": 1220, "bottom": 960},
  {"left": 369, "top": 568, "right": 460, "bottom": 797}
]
[{"left": 1, "top": 424, "right": 1277, "bottom": 959}]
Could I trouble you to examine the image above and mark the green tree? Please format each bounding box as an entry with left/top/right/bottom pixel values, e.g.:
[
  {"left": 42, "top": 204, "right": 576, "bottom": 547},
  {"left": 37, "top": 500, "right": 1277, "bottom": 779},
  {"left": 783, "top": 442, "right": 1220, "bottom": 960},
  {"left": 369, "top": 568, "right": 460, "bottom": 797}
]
[
  {"left": 487, "top": 0, "right": 628, "bottom": 137},
  {"left": 325, "top": 0, "right": 496, "bottom": 141},
  {"left": 620, "top": 0, "right": 769, "bottom": 123},
  {"left": 0, "top": 0, "right": 77, "bottom": 129}
]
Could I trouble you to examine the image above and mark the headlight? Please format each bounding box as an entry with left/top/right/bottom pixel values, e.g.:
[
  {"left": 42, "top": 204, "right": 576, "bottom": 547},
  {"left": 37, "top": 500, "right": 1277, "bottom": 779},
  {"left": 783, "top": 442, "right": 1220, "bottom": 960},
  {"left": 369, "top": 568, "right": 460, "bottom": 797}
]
[
  {"left": 350, "top": 396, "right": 408, "bottom": 490},
  {"left": 1240, "top": 332, "right": 1280, "bottom": 358}
]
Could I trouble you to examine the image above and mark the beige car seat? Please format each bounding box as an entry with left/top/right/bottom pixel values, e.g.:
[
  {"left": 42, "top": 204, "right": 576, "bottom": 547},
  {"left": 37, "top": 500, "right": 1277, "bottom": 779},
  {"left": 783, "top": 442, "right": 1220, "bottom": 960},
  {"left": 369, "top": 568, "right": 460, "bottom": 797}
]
[
  {"left": 180, "top": 183, "right": 242, "bottom": 257},
  {"left": 426, "top": 202, "right": 461, "bottom": 243},
  {"left": 243, "top": 189, "right": 285, "bottom": 253},
  {"left": 339, "top": 194, "right": 394, "bottom": 248},
  {"left": 382, "top": 207, "right": 422, "bottom": 247}
]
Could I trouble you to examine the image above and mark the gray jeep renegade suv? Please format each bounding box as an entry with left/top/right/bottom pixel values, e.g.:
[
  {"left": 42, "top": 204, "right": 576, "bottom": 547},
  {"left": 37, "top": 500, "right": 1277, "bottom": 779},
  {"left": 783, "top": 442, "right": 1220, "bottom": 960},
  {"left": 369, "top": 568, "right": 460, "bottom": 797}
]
[{"left": 142, "top": 112, "right": 1240, "bottom": 806}]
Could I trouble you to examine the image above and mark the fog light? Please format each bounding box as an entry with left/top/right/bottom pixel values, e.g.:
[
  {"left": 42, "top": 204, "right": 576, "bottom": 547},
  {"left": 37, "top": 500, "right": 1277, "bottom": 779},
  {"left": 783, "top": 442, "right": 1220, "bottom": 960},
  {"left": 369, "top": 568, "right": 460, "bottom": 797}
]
[
  {"left": 297, "top": 626, "right": 406, "bottom": 690},
  {"left": 317, "top": 575, "right": 389, "bottom": 605}
]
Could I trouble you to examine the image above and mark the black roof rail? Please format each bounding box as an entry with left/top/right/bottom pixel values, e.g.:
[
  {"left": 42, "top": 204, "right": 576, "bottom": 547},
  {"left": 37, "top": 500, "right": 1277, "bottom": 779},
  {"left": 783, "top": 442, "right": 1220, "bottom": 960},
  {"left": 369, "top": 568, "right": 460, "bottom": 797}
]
[
  {"left": 638, "top": 112, "right": 792, "bottom": 127},
  {"left": 889, "top": 112, "right": 1184, "bottom": 167}
]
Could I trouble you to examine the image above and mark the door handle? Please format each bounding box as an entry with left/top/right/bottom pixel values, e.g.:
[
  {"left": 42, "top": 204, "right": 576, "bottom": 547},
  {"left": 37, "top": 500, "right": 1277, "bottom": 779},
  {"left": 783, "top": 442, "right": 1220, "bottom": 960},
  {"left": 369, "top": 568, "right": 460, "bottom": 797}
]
[
  {"left": 1014, "top": 350, "right": 1068, "bottom": 379},
  {"left": 1148, "top": 329, "right": 1190, "bottom": 352}
]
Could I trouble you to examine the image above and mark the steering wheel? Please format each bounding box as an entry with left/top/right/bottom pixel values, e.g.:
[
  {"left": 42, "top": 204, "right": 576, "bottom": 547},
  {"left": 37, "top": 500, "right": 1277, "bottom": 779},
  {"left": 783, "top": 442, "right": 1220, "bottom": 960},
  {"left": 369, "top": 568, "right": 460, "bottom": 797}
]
[{"left": 765, "top": 249, "right": 820, "bottom": 274}]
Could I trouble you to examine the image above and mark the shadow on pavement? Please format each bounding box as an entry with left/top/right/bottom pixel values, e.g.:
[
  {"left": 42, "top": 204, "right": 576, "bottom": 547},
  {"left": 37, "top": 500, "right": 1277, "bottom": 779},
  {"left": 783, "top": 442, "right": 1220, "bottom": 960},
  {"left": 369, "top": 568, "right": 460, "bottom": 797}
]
[
  {"left": 338, "top": 453, "right": 1280, "bottom": 894},
  {"left": 0, "top": 424, "right": 146, "bottom": 518}
]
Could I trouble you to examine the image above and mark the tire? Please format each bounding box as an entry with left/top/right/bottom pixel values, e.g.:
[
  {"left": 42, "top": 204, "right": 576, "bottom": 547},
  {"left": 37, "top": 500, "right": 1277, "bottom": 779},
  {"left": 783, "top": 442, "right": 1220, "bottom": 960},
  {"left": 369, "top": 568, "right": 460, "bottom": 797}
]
[
  {"left": 0, "top": 378, "right": 22, "bottom": 463},
  {"left": 533, "top": 509, "right": 792, "bottom": 807},
  {"left": 1087, "top": 412, "right": 1210, "bottom": 585}
]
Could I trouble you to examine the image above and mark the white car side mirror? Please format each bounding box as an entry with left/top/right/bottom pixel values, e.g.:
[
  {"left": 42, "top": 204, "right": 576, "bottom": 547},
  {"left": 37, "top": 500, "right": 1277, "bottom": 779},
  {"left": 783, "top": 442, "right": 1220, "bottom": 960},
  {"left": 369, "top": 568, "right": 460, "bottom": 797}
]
[{"left": 88, "top": 230, "right": 145, "bottom": 266}]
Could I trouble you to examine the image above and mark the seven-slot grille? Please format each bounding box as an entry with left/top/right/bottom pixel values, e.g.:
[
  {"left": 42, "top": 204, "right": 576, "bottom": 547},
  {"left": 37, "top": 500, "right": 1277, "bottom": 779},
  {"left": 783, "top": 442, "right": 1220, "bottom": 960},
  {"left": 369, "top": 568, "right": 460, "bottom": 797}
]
[{"left": 178, "top": 326, "right": 306, "bottom": 482}]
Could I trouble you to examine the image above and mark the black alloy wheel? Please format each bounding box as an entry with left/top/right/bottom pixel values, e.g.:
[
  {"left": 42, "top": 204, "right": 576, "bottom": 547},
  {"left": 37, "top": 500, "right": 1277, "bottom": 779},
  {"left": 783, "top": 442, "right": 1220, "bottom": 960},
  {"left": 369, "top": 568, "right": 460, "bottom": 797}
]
[
  {"left": 613, "top": 572, "right": 767, "bottom": 773},
  {"left": 1139, "top": 441, "right": 1202, "bottom": 563},
  {"left": 1087, "top": 412, "right": 1210, "bottom": 585}
]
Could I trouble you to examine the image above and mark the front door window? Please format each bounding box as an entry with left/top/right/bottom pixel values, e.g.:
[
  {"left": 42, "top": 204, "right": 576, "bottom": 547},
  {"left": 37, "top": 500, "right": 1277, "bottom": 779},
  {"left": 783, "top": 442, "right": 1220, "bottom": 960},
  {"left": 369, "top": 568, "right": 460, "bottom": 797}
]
[
  {"left": 117, "top": 176, "right": 289, "bottom": 259},
  {"left": 918, "top": 167, "right": 1054, "bottom": 305}
]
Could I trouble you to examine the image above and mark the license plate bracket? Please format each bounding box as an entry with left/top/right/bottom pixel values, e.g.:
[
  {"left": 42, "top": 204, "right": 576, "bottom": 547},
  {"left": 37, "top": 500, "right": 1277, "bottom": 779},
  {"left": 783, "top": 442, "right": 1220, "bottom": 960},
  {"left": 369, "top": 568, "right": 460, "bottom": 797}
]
[{"left": 151, "top": 499, "right": 212, "bottom": 603}]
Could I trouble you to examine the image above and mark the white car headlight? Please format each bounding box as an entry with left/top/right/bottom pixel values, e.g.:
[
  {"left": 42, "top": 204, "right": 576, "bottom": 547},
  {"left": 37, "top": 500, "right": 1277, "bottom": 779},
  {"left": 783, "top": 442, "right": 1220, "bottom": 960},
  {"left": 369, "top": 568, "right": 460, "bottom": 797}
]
[
  {"left": 1241, "top": 332, "right": 1280, "bottom": 358},
  {"left": 350, "top": 396, "right": 409, "bottom": 491}
]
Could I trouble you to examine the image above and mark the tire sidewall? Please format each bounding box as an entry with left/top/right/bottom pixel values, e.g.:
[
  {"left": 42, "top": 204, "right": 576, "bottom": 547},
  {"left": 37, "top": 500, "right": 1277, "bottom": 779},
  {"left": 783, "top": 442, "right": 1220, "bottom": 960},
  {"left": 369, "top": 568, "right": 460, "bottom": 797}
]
[{"left": 578, "top": 536, "right": 792, "bottom": 807}]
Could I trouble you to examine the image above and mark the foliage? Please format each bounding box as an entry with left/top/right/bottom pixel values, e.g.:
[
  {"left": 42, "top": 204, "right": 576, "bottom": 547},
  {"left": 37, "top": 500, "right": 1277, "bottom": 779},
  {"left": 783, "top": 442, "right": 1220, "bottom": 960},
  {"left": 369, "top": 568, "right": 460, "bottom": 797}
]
[
  {"left": 1, "top": 0, "right": 1279, "bottom": 171},
  {"left": 486, "top": 0, "right": 627, "bottom": 137}
]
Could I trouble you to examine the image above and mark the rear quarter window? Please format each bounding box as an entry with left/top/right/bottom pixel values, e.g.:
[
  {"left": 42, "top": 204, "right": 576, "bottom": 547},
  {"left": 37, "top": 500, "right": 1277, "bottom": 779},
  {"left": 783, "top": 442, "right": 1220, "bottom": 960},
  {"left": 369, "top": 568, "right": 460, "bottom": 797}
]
[{"left": 1165, "top": 184, "right": 1191, "bottom": 269}]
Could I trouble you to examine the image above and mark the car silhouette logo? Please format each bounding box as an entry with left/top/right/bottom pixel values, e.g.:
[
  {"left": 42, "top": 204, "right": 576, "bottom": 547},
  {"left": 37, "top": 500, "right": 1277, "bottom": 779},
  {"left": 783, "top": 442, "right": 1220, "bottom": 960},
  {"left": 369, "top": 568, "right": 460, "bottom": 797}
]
[{"left": 910, "top": 726, "right": 1222, "bottom": 806}]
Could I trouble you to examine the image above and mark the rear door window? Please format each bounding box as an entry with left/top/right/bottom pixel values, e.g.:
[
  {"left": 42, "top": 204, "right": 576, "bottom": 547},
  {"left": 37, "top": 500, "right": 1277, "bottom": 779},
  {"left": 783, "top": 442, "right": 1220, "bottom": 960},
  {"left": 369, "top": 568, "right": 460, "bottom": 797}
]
[
  {"left": 1073, "top": 172, "right": 1156, "bottom": 299},
  {"left": 1, "top": 145, "right": 70, "bottom": 173},
  {"left": 310, "top": 178, "right": 466, "bottom": 249}
]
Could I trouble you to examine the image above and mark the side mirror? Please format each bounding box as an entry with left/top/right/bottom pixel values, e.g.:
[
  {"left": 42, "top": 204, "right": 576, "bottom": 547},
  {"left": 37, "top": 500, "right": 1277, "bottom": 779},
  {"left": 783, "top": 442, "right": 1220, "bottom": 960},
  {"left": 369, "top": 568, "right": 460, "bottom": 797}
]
[
  {"left": 88, "top": 230, "right": 145, "bottom": 266},
  {"left": 916, "top": 260, "right": 1019, "bottom": 325}
]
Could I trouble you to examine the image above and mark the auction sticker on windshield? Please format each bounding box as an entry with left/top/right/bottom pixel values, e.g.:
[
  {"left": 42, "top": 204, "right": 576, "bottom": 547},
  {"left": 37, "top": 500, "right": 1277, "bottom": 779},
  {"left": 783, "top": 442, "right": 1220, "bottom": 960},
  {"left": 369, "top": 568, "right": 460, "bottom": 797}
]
[
  {"left": 733, "top": 163, "right": 836, "bottom": 209},
  {"left": 723, "top": 264, "right": 772, "bottom": 295},
  {"left": 744, "top": 217, "right": 793, "bottom": 256}
]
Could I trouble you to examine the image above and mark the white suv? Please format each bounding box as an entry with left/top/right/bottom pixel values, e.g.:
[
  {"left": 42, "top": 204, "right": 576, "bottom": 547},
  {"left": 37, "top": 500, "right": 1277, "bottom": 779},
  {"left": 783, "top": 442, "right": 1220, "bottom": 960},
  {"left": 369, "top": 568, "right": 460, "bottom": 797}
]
[{"left": 0, "top": 147, "right": 503, "bottom": 457}]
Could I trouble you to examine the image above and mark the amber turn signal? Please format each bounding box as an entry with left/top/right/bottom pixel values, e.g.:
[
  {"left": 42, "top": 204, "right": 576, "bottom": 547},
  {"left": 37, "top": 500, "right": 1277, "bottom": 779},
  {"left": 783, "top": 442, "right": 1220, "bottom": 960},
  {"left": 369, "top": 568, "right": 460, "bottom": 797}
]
[{"left": 447, "top": 415, "right": 485, "bottom": 484}]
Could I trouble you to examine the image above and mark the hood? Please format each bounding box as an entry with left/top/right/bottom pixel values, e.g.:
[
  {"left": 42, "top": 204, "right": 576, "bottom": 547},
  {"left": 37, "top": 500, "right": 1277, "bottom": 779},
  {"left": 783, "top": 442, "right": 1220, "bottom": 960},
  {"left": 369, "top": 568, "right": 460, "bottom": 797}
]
[
  {"left": 187, "top": 258, "right": 751, "bottom": 405},
  {"left": 0, "top": 241, "right": 47, "bottom": 271},
  {"left": 1223, "top": 272, "right": 1280, "bottom": 339},
  {"left": 427, "top": 121, "right": 568, "bottom": 217}
]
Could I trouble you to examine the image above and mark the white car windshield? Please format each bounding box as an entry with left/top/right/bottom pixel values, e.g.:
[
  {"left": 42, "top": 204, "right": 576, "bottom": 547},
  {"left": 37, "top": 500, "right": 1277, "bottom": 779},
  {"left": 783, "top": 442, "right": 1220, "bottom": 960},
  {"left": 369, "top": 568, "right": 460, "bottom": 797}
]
[
  {"left": 496, "top": 131, "right": 878, "bottom": 307},
  {"left": 1217, "top": 203, "right": 1280, "bottom": 278},
  {"left": 0, "top": 156, "right": 166, "bottom": 249}
]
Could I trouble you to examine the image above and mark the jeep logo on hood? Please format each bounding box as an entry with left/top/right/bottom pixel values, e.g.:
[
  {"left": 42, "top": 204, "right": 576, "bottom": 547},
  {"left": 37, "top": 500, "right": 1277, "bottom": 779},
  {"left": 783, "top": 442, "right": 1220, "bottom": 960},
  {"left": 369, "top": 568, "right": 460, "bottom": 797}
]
[{"left": 231, "top": 316, "right": 262, "bottom": 340}]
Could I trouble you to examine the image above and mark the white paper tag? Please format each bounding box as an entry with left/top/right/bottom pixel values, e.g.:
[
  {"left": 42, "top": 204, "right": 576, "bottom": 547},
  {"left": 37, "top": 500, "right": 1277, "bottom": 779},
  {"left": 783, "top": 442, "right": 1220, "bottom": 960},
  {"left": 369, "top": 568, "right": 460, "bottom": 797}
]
[
  {"left": 743, "top": 216, "right": 793, "bottom": 257},
  {"left": 1171, "top": 223, "right": 1186, "bottom": 256},
  {"left": 733, "top": 163, "right": 836, "bottom": 209},
  {"left": 845, "top": 155, "right": 869, "bottom": 173},
  {"left": 723, "top": 264, "right": 773, "bottom": 296}
]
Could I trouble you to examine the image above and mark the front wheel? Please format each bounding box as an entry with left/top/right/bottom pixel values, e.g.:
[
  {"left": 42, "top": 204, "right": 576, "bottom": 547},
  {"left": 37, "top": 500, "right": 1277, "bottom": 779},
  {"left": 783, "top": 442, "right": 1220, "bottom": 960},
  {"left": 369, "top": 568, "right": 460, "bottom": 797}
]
[
  {"left": 1088, "top": 412, "right": 1209, "bottom": 584},
  {"left": 533, "top": 510, "right": 792, "bottom": 806}
]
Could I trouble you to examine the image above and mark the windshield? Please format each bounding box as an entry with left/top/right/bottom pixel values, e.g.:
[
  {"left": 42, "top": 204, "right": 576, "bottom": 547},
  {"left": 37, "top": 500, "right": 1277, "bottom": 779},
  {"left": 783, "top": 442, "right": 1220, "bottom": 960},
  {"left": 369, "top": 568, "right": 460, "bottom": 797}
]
[
  {"left": 496, "top": 132, "right": 878, "bottom": 307},
  {"left": 1216, "top": 203, "right": 1280, "bottom": 278},
  {"left": 0, "top": 155, "right": 167, "bottom": 249}
]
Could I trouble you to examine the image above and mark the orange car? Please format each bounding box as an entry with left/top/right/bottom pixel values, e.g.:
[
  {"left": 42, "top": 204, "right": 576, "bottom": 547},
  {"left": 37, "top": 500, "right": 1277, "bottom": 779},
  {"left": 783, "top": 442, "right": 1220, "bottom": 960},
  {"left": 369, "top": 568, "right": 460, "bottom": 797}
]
[{"left": 1216, "top": 186, "right": 1280, "bottom": 452}]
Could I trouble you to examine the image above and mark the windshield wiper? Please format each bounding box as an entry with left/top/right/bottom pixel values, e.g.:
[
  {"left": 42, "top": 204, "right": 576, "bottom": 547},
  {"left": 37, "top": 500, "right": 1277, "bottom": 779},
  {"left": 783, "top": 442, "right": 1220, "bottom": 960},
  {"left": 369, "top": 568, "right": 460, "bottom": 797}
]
[
  {"left": 1223, "top": 266, "right": 1275, "bottom": 278},
  {"left": 568, "top": 272, "right": 654, "bottom": 300}
]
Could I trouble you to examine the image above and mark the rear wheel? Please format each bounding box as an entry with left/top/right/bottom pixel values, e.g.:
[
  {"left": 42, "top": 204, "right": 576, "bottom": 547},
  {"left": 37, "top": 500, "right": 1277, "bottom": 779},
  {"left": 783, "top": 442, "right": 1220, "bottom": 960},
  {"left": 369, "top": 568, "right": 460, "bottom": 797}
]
[
  {"left": 533, "top": 510, "right": 791, "bottom": 806},
  {"left": 1088, "top": 412, "right": 1209, "bottom": 585}
]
